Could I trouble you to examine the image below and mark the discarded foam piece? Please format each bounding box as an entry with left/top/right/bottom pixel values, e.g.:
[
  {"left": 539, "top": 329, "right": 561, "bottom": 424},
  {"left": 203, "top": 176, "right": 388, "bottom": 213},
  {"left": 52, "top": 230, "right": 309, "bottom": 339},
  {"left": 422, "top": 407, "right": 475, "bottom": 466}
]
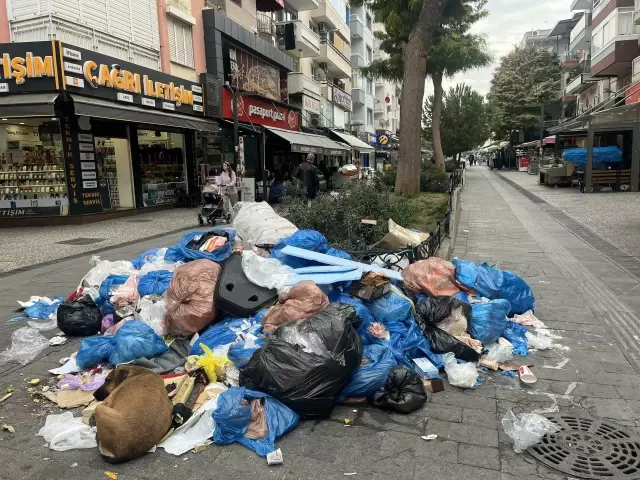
[{"left": 279, "top": 246, "right": 404, "bottom": 281}]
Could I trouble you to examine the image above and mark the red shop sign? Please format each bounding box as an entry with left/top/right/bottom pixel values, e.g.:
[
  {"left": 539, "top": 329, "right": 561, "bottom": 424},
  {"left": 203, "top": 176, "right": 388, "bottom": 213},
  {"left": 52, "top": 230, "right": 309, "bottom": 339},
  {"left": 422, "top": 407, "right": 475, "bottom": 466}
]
[{"left": 221, "top": 88, "right": 299, "bottom": 131}]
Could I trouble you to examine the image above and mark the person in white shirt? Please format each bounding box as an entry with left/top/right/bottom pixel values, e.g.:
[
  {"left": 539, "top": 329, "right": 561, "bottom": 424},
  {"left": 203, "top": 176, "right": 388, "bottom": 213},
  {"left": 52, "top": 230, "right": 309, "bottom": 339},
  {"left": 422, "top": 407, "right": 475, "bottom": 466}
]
[{"left": 220, "top": 162, "right": 238, "bottom": 221}]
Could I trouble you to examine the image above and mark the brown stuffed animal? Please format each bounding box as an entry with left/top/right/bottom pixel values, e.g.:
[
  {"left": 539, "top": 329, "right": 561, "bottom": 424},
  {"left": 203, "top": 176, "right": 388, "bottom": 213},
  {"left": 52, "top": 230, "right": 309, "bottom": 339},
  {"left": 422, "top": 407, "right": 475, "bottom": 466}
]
[{"left": 93, "top": 365, "right": 172, "bottom": 463}]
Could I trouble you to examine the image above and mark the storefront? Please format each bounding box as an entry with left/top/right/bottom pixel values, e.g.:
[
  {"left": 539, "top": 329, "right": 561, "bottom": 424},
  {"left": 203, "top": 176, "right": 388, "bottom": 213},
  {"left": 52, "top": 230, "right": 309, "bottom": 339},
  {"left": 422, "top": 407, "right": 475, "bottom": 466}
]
[{"left": 0, "top": 41, "right": 217, "bottom": 220}]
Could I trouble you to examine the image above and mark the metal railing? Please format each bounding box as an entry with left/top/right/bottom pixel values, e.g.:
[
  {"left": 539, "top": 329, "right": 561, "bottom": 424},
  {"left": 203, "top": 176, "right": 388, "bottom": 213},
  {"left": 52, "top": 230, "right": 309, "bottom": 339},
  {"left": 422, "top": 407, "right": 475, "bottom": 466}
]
[{"left": 256, "top": 12, "right": 276, "bottom": 38}]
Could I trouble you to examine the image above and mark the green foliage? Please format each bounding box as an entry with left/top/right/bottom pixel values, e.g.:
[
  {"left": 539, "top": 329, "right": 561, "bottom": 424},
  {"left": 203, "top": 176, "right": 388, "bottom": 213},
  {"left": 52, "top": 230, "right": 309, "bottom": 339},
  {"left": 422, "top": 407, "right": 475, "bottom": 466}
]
[
  {"left": 375, "top": 163, "right": 449, "bottom": 193},
  {"left": 423, "top": 83, "right": 487, "bottom": 156},
  {"left": 487, "top": 46, "right": 561, "bottom": 139}
]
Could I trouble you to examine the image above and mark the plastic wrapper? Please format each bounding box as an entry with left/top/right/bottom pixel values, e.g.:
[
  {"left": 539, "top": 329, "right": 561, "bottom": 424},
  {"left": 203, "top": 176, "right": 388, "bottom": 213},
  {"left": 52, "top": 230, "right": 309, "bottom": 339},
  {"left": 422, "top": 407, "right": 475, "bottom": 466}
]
[
  {"left": 132, "top": 249, "right": 160, "bottom": 269},
  {"left": 76, "top": 320, "right": 169, "bottom": 368},
  {"left": 56, "top": 372, "right": 107, "bottom": 391},
  {"left": 513, "top": 310, "right": 544, "bottom": 328},
  {"left": 164, "top": 259, "right": 221, "bottom": 336},
  {"left": 232, "top": 202, "right": 298, "bottom": 246},
  {"left": 137, "top": 298, "right": 167, "bottom": 337},
  {"left": 80, "top": 257, "right": 135, "bottom": 289},
  {"left": 159, "top": 396, "right": 222, "bottom": 455},
  {"left": 469, "top": 299, "right": 511, "bottom": 344},
  {"left": 526, "top": 331, "right": 553, "bottom": 350},
  {"left": 56, "top": 296, "right": 103, "bottom": 337},
  {"left": 501, "top": 410, "right": 560, "bottom": 453},
  {"left": 197, "top": 344, "right": 229, "bottom": 382},
  {"left": 240, "top": 303, "right": 363, "bottom": 418},
  {"left": 262, "top": 281, "right": 330, "bottom": 334},
  {"left": 453, "top": 259, "right": 535, "bottom": 316},
  {"left": 503, "top": 321, "right": 529, "bottom": 356},
  {"left": 339, "top": 344, "right": 397, "bottom": 401},
  {"left": 484, "top": 342, "right": 514, "bottom": 362},
  {"left": 164, "top": 229, "right": 235, "bottom": 263},
  {"left": 213, "top": 387, "right": 299, "bottom": 456},
  {"left": 241, "top": 250, "right": 295, "bottom": 291},
  {"left": 137, "top": 270, "right": 173, "bottom": 297},
  {"left": 111, "top": 274, "right": 139, "bottom": 307},
  {"left": 37, "top": 412, "right": 98, "bottom": 451},
  {"left": 190, "top": 311, "right": 266, "bottom": 356},
  {"left": 443, "top": 353, "right": 478, "bottom": 388},
  {"left": 227, "top": 334, "right": 265, "bottom": 369},
  {"left": 416, "top": 296, "right": 471, "bottom": 336},
  {"left": 270, "top": 230, "right": 351, "bottom": 269},
  {"left": 402, "top": 258, "right": 460, "bottom": 296},
  {"left": 22, "top": 296, "right": 63, "bottom": 320},
  {"left": 96, "top": 274, "right": 130, "bottom": 315},
  {"left": 0, "top": 327, "right": 49, "bottom": 365},
  {"left": 370, "top": 365, "right": 427, "bottom": 414}
]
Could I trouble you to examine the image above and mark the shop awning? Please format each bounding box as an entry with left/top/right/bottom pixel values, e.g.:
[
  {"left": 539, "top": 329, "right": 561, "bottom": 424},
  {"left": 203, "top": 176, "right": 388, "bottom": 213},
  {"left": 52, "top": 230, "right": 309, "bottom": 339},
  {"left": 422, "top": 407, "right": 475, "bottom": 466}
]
[
  {"left": 266, "top": 127, "right": 350, "bottom": 155},
  {"left": 0, "top": 93, "right": 60, "bottom": 117},
  {"left": 71, "top": 95, "right": 219, "bottom": 132},
  {"left": 330, "top": 130, "right": 375, "bottom": 153}
]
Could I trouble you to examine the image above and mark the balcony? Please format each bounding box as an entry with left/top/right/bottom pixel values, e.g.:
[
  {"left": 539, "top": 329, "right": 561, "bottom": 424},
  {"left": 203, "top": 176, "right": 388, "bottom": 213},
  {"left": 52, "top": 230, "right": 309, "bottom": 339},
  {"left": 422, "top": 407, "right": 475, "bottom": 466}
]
[
  {"left": 288, "top": 73, "right": 322, "bottom": 98},
  {"left": 286, "top": 0, "right": 319, "bottom": 13},
  {"left": 565, "top": 73, "right": 596, "bottom": 95},
  {"left": 318, "top": 36, "right": 351, "bottom": 79},
  {"left": 571, "top": 0, "right": 592, "bottom": 11},
  {"left": 257, "top": 12, "right": 276, "bottom": 45},
  {"left": 633, "top": 55, "right": 640, "bottom": 81},
  {"left": 351, "top": 52, "right": 365, "bottom": 68},
  {"left": 310, "top": 0, "right": 350, "bottom": 42},
  {"left": 561, "top": 50, "right": 580, "bottom": 71},
  {"left": 350, "top": 15, "right": 364, "bottom": 40},
  {"left": 570, "top": 14, "right": 592, "bottom": 51},
  {"left": 592, "top": 8, "right": 640, "bottom": 76},
  {"left": 636, "top": 0, "right": 640, "bottom": 24},
  {"left": 352, "top": 85, "right": 365, "bottom": 105},
  {"left": 277, "top": 20, "right": 320, "bottom": 58}
]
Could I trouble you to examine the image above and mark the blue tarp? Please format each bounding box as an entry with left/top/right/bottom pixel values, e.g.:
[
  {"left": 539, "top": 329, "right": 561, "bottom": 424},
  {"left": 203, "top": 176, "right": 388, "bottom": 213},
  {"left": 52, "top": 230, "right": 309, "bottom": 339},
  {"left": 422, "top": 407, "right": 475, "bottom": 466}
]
[
  {"left": 189, "top": 310, "right": 267, "bottom": 356},
  {"left": 338, "top": 344, "right": 396, "bottom": 400},
  {"left": 132, "top": 249, "right": 160, "bottom": 269},
  {"left": 137, "top": 270, "right": 173, "bottom": 296},
  {"left": 164, "top": 229, "right": 235, "bottom": 263},
  {"left": 563, "top": 146, "right": 622, "bottom": 165}
]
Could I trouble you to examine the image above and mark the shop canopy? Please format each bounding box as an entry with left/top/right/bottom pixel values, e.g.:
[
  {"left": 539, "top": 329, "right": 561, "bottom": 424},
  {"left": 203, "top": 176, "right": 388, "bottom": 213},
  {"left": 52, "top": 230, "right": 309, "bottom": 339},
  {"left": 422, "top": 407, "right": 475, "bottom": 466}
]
[
  {"left": 71, "top": 95, "right": 219, "bottom": 133},
  {"left": 0, "top": 93, "right": 60, "bottom": 117},
  {"left": 266, "top": 127, "right": 350, "bottom": 156},
  {"left": 330, "top": 130, "right": 375, "bottom": 153}
]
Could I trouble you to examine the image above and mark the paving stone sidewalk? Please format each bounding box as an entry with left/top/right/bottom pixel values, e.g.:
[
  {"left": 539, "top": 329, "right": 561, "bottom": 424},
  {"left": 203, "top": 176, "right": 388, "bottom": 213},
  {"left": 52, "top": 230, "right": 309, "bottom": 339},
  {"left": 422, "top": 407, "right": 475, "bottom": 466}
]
[{"left": 0, "top": 167, "right": 639, "bottom": 479}]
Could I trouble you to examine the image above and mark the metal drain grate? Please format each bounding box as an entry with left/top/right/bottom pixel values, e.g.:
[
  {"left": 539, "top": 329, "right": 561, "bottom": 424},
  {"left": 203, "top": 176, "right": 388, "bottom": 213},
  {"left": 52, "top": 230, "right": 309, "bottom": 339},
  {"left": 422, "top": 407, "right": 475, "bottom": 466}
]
[
  {"left": 56, "top": 237, "right": 104, "bottom": 246},
  {"left": 528, "top": 413, "right": 640, "bottom": 479}
]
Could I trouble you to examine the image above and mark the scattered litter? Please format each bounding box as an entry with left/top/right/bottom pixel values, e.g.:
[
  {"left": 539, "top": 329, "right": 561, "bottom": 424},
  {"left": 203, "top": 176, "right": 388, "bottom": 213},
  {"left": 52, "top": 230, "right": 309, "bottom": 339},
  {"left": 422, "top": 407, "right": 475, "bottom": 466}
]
[
  {"left": 49, "top": 358, "right": 83, "bottom": 375},
  {"left": 421, "top": 434, "right": 438, "bottom": 440},
  {"left": 501, "top": 410, "right": 560, "bottom": 453},
  {"left": 443, "top": 353, "right": 478, "bottom": 389},
  {"left": 542, "top": 358, "right": 570, "bottom": 370},
  {"left": 70, "top": 463, "right": 78, "bottom": 468},
  {"left": 0, "top": 393, "right": 12, "bottom": 404},
  {"left": 38, "top": 412, "right": 98, "bottom": 451},
  {"left": 6, "top": 387, "right": 13, "bottom": 393},
  {"left": 0, "top": 327, "right": 49, "bottom": 365},
  {"left": 30, "top": 378, "right": 41, "bottom": 386},
  {"left": 104, "top": 472, "right": 119, "bottom": 480},
  {"left": 1, "top": 424, "right": 15, "bottom": 433},
  {"left": 344, "top": 474, "right": 357, "bottom": 477},
  {"left": 49, "top": 336, "right": 67, "bottom": 346},
  {"left": 518, "top": 366, "right": 537, "bottom": 384},
  {"left": 266, "top": 448, "right": 283, "bottom": 466},
  {"left": 526, "top": 331, "right": 553, "bottom": 350},
  {"left": 8, "top": 316, "right": 24, "bottom": 323},
  {"left": 352, "top": 409, "right": 358, "bottom": 413},
  {"left": 344, "top": 418, "right": 350, "bottom": 424},
  {"left": 501, "top": 370, "right": 517, "bottom": 377}
]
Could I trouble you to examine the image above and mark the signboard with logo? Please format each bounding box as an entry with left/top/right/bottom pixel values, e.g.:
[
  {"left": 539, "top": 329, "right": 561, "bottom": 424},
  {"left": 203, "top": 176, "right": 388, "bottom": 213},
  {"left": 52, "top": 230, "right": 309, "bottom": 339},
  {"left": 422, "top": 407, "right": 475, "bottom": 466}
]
[
  {"left": 0, "top": 41, "right": 59, "bottom": 94},
  {"left": 223, "top": 40, "right": 283, "bottom": 102},
  {"left": 332, "top": 86, "right": 352, "bottom": 112},
  {"left": 221, "top": 88, "right": 299, "bottom": 130},
  {"left": 302, "top": 95, "right": 321, "bottom": 115}
]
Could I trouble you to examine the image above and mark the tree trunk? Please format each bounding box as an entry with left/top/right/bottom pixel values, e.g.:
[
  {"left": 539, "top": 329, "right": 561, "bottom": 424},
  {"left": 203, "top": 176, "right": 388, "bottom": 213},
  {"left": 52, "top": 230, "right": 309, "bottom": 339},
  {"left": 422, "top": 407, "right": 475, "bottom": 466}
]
[
  {"left": 432, "top": 71, "right": 445, "bottom": 172},
  {"left": 395, "top": 0, "right": 448, "bottom": 196}
]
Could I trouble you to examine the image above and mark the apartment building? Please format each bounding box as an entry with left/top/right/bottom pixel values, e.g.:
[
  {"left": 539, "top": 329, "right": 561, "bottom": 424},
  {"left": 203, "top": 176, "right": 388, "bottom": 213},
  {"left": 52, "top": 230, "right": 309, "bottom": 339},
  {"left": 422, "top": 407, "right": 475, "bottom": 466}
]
[
  {"left": 372, "top": 21, "right": 400, "bottom": 137},
  {"left": 348, "top": 4, "right": 374, "bottom": 141}
]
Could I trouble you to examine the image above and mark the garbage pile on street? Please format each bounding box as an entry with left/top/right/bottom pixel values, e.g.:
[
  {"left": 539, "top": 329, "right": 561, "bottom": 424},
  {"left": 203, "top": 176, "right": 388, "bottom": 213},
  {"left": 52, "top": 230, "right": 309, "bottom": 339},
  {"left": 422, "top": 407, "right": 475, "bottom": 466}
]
[{"left": 4, "top": 201, "right": 559, "bottom": 462}]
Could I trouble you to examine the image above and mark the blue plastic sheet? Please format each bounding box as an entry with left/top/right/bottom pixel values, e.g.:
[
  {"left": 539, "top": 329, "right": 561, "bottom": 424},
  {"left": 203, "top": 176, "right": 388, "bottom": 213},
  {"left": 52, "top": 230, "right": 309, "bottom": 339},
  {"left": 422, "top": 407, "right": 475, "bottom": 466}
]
[
  {"left": 213, "top": 387, "right": 299, "bottom": 456},
  {"left": 24, "top": 297, "right": 64, "bottom": 319},
  {"left": 97, "top": 274, "right": 130, "bottom": 315},
  {"left": 503, "top": 321, "right": 528, "bottom": 356},
  {"left": 228, "top": 336, "right": 265, "bottom": 369},
  {"left": 366, "top": 291, "right": 413, "bottom": 325},
  {"left": 563, "top": 146, "right": 622, "bottom": 166},
  {"left": 132, "top": 249, "right": 160, "bottom": 269},
  {"left": 453, "top": 260, "right": 534, "bottom": 316},
  {"left": 164, "top": 228, "right": 235, "bottom": 263},
  {"left": 338, "top": 344, "right": 396, "bottom": 401},
  {"left": 189, "top": 310, "right": 267, "bottom": 356},
  {"left": 76, "top": 320, "right": 169, "bottom": 368},
  {"left": 469, "top": 299, "right": 511, "bottom": 344},
  {"left": 271, "top": 230, "right": 351, "bottom": 269},
  {"left": 137, "top": 270, "right": 173, "bottom": 296}
]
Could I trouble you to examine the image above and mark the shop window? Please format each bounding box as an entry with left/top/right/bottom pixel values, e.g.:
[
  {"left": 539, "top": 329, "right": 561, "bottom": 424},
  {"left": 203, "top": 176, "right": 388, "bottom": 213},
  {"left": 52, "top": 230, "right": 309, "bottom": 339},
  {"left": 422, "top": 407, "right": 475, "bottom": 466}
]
[
  {"left": 366, "top": 13, "right": 372, "bottom": 31},
  {"left": 168, "top": 16, "right": 194, "bottom": 68},
  {"left": 138, "top": 130, "right": 187, "bottom": 207},
  {"left": 0, "top": 119, "right": 68, "bottom": 216}
]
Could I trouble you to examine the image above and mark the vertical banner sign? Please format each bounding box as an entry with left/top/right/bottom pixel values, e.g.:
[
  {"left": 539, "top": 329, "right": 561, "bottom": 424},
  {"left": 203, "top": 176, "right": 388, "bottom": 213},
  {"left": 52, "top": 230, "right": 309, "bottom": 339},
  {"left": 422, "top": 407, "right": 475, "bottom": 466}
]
[{"left": 61, "top": 117, "right": 102, "bottom": 215}]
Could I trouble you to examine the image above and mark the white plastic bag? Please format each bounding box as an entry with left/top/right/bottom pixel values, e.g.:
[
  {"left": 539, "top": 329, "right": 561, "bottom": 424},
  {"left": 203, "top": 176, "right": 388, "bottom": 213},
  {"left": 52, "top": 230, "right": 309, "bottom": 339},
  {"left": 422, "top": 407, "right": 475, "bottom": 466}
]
[
  {"left": 526, "top": 331, "right": 553, "bottom": 350},
  {"left": 501, "top": 410, "right": 559, "bottom": 453},
  {"left": 37, "top": 412, "right": 98, "bottom": 451},
  {"left": 513, "top": 310, "right": 545, "bottom": 328},
  {"left": 443, "top": 352, "right": 478, "bottom": 389},
  {"left": 81, "top": 257, "right": 135, "bottom": 288},
  {"left": 241, "top": 250, "right": 295, "bottom": 291},
  {"left": 137, "top": 298, "right": 167, "bottom": 336},
  {"left": 233, "top": 202, "right": 298, "bottom": 245},
  {"left": 0, "top": 327, "right": 49, "bottom": 365},
  {"left": 484, "top": 342, "right": 514, "bottom": 362},
  {"left": 158, "top": 397, "right": 221, "bottom": 455}
]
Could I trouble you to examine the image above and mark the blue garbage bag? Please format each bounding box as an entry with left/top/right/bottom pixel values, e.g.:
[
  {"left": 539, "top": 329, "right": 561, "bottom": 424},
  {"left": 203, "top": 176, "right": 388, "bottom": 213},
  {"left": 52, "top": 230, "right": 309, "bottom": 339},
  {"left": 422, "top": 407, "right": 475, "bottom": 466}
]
[
  {"left": 189, "top": 310, "right": 267, "bottom": 356},
  {"left": 213, "top": 387, "right": 299, "bottom": 456},
  {"left": 453, "top": 259, "right": 534, "bottom": 316},
  {"left": 271, "top": 230, "right": 351, "bottom": 269},
  {"left": 338, "top": 344, "right": 396, "bottom": 401},
  {"left": 132, "top": 249, "right": 160, "bottom": 269},
  {"left": 24, "top": 297, "right": 64, "bottom": 319},
  {"left": 228, "top": 336, "right": 266, "bottom": 369},
  {"left": 97, "top": 274, "right": 130, "bottom": 315},
  {"left": 469, "top": 299, "right": 511, "bottom": 344},
  {"left": 503, "top": 321, "right": 528, "bottom": 356},
  {"left": 137, "top": 270, "right": 173, "bottom": 296},
  {"left": 76, "top": 320, "right": 168, "bottom": 368},
  {"left": 164, "top": 228, "right": 236, "bottom": 263},
  {"left": 365, "top": 291, "right": 413, "bottom": 325},
  {"left": 328, "top": 292, "right": 375, "bottom": 335}
]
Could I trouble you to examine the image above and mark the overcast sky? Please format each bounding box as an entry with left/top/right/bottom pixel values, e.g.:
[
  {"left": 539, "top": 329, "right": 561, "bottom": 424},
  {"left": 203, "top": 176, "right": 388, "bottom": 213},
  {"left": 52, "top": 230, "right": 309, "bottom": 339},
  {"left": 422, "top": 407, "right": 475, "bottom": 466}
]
[{"left": 423, "top": 0, "right": 572, "bottom": 98}]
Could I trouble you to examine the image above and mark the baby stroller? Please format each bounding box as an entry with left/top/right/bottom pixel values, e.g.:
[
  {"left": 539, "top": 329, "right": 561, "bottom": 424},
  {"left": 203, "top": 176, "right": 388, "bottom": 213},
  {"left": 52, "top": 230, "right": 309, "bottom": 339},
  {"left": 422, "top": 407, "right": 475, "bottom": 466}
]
[{"left": 198, "top": 177, "right": 231, "bottom": 226}]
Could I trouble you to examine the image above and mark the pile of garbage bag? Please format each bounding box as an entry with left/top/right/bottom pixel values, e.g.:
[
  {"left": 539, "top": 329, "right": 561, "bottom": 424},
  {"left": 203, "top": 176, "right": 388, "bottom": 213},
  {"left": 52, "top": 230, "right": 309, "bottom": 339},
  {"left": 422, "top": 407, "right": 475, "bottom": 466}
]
[{"left": 15, "top": 201, "right": 554, "bottom": 463}]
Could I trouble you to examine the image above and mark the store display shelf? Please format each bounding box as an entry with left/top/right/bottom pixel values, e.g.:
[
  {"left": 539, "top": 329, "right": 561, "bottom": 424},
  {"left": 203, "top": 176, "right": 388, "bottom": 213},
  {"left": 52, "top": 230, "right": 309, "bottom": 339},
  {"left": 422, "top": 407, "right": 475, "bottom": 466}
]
[
  {"left": 2, "top": 183, "right": 67, "bottom": 188},
  {"left": 0, "top": 169, "right": 65, "bottom": 173}
]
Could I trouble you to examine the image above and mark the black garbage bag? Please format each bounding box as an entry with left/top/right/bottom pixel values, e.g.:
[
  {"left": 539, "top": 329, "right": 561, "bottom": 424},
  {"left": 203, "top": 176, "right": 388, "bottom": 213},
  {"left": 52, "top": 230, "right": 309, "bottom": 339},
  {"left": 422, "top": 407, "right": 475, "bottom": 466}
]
[
  {"left": 240, "top": 302, "right": 363, "bottom": 419},
  {"left": 418, "top": 321, "right": 481, "bottom": 362},
  {"left": 416, "top": 296, "right": 472, "bottom": 334},
  {"left": 370, "top": 366, "right": 427, "bottom": 414},
  {"left": 57, "top": 295, "right": 103, "bottom": 337}
]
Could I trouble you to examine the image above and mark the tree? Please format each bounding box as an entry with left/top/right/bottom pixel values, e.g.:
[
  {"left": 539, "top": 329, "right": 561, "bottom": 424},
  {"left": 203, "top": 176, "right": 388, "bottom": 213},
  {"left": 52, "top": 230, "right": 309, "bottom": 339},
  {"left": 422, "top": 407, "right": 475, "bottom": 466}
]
[
  {"left": 487, "top": 46, "right": 561, "bottom": 140},
  {"left": 423, "top": 83, "right": 487, "bottom": 160}
]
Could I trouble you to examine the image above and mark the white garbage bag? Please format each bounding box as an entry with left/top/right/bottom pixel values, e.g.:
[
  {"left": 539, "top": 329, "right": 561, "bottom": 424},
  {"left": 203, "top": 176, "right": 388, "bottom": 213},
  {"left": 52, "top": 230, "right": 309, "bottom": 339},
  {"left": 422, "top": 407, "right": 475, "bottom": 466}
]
[
  {"left": 501, "top": 410, "right": 559, "bottom": 453},
  {"left": 37, "top": 412, "right": 98, "bottom": 451},
  {"left": 443, "top": 352, "right": 478, "bottom": 389},
  {"left": 158, "top": 397, "right": 221, "bottom": 456},
  {"left": 233, "top": 202, "right": 297, "bottom": 245},
  {"left": 241, "top": 250, "right": 295, "bottom": 291},
  {"left": 137, "top": 298, "right": 167, "bottom": 336},
  {"left": 80, "top": 256, "right": 135, "bottom": 289},
  {"left": 0, "top": 327, "right": 49, "bottom": 365}
]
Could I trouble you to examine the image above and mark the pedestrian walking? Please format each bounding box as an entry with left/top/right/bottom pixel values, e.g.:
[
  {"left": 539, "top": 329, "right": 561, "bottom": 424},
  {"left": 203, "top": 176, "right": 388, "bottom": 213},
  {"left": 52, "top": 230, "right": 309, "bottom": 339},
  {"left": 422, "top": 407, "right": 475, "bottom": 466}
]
[
  {"left": 294, "top": 153, "right": 320, "bottom": 205},
  {"left": 220, "top": 161, "right": 238, "bottom": 220}
]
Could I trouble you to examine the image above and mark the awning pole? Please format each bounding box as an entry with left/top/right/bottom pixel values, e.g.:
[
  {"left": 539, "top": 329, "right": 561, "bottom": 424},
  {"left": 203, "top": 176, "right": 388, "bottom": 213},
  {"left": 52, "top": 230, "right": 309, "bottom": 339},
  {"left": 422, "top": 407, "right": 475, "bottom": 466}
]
[
  {"left": 632, "top": 123, "right": 640, "bottom": 192},
  {"left": 585, "top": 118, "right": 594, "bottom": 193}
]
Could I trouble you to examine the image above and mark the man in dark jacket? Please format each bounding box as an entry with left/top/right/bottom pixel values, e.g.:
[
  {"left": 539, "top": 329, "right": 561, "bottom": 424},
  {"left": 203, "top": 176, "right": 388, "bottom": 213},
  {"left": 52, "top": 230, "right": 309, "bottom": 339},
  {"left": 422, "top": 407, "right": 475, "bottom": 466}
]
[{"left": 294, "top": 153, "right": 320, "bottom": 202}]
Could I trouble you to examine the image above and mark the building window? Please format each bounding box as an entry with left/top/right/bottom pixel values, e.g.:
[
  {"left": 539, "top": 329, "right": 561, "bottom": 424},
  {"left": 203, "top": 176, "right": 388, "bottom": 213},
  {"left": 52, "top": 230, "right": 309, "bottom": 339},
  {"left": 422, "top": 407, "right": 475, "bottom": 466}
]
[
  {"left": 276, "top": 9, "right": 297, "bottom": 22},
  {"left": 367, "top": 79, "right": 373, "bottom": 95},
  {"left": 366, "top": 13, "right": 372, "bottom": 31},
  {"left": 229, "top": 0, "right": 241, "bottom": 5},
  {"left": 367, "top": 108, "right": 373, "bottom": 126},
  {"left": 167, "top": 17, "right": 194, "bottom": 68},
  {"left": 366, "top": 46, "right": 372, "bottom": 63}
]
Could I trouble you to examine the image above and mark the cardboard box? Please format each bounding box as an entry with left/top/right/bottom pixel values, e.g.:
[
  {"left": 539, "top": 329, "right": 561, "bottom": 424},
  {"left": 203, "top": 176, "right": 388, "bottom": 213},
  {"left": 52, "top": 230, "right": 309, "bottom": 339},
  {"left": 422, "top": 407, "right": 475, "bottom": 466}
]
[{"left": 350, "top": 273, "right": 391, "bottom": 301}]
